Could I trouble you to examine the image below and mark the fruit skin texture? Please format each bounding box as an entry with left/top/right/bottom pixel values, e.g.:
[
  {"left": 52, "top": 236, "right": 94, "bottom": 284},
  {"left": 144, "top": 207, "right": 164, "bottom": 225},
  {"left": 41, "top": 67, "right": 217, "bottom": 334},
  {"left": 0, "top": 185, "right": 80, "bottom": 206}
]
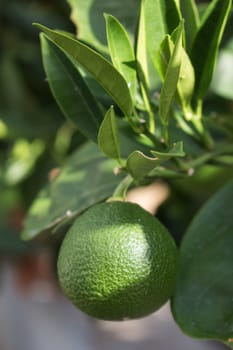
[{"left": 57, "top": 201, "right": 177, "bottom": 321}]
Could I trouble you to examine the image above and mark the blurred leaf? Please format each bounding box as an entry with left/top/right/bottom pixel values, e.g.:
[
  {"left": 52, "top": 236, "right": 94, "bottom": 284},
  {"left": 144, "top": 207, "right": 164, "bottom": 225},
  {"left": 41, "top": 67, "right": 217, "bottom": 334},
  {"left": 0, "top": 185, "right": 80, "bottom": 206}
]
[
  {"left": 105, "top": 14, "right": 137, "bottom": 101},
  {"left": 144, "top": 0, "right": 181, "bottom": 73},
  {"left": 0, "top": 55, "right": 61, "bottom": 139},
  {"left": 190, "top": 0, "right": 232, "bottom": 102},
  {"left": 172, "top": 179, "right": 233, "bottom": 339},
  {"left": 67, "top": 0, "right": 140, "bottom": 52},
  {"left": 5, "top": 139, "right": 45, "bottom": 185},
  {"left": 0, "top": 188, "right": 32, "bottom": 256},
  {"left": 148, "top": 166, "right": 186, "bottom": 179},
  {"left": 211, "top": 49, "right": 233, "bottom": 100},
  {"left": 214, "top": 155, "right": 233, "bottom": 166},
  {"left": 41, "top": 34, "right": 103, "bottom": 142},
  {"left": 225, "top": 341, "right": 233, "bottom": 349},
  {"left": 127, "top": 151, "right": 160, "bottom": 181},
  {"left": 98, "top": 106, "right": 121, "bottom": 162},
  {"left": 159, "top": 21, "right": 183, "bottom": 125},
  {"left": 22, "top": 142, "right": 122, "bottom": 240},
  {"left": 180, "top": 0, "right": 200, "bottom": 52},
  {"left": 151, "top": 141, "right": 185, "bottom": 159},
  {"left": 36, "top": 24, "right": 134, "bottom": 117}
]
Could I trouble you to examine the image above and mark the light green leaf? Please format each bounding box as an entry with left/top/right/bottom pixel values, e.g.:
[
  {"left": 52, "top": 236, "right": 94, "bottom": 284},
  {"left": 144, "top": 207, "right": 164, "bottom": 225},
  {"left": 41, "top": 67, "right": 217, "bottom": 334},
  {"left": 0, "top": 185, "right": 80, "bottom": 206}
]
[
  {"left": 157, "top": 32, "right": 195, "bottom": 113},
  {"left": 41, "top": 34, "right": 103, "bottom": 142},
  {"left": 135, "top": 0, "right": 157, "bottom": 133},
  {"left": 21, "top": 142, "right": 121, "bottom": 240},
  {"left": 136, "top": 0, "right": 149, "bottom": 86},
  {"left": 190, "top": 0, "right": 232, "bottom": 102},
  {"left": 172, "top": 179, "right": 233, "bottom": 339},
  {"left": 177, "top": 50, "right": 195, "bottom": 112},
  {"left": 180, "top": 0, "right": 200, "bottom": 52},
  {"left": 105, "top": 14, "right": 137, "bottom": 101},
  {"left": 151, "top": 141, "right": 185, "bottom": 159},
  {"left": 211, "top": 49, "right": 233, "bottom": 100},
  {"left": 67, "top": 0, "right": 140, "bottom": 53},
  {"left": 35, "top": 24, "right": 134, "bottom": 117},
  {"left": 98, "top": 106, "right": 121, "bottom": 162},
  {"left": 159, "top": 21, "right": 183, "bottom": 125},
  {"left": 127, "top": 151, "right": 160, "bottom": 181},
  {"left": 144, "top": 0, "right": 181, "bottom": 73}
]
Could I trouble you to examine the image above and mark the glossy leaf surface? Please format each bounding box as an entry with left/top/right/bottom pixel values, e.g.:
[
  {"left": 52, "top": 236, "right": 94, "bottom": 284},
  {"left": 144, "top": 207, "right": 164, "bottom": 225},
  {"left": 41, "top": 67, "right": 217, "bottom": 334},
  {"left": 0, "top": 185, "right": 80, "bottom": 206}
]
[
  {"left": 22, "top": 142, "right": 121, "bottom": 240},
  {"left": 127, "top": 151, "right": 160, "bottom": 181},
  {"left": 36, "top": 24, "right": 134, "bottom": 117},
  {"left": 180, "top": 0, "right": 200, "bottom": 52},
  {"left": 190, "top": 0, "right": 232, "bottom": 101},
  {"left": 157, "top": 33, "right": 195, "bottom": 112},
  {"left": 98, "top": 106, "right": 121, "bottom": 162},
  {"left": 172, "top": 179, "right": 233, "bottom": 339},
  {"left": 159, "top": 22, "right": 183, "bottom": 125},
  {"left": 41, "top": 34, "right": 103, "bottom": 142},
  {"left": 105, "top": 14, "right": 137, "bottom": 101},
  {"left": 144, "top": 0, "right": 181, "bottom": 72}
]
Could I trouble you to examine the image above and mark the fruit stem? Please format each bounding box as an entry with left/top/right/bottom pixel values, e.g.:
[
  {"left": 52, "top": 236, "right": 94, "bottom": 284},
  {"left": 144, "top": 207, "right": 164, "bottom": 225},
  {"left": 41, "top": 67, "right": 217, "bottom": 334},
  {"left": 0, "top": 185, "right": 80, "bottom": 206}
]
[{"left": 107, "top": 175, "right": 134, "bottom": 202}]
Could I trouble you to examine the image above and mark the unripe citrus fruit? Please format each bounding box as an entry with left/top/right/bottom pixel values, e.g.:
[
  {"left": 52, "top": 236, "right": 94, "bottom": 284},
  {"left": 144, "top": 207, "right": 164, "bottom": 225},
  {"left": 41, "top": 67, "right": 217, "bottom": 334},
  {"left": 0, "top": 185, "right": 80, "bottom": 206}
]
[{"left": 57, "top": 201, "right": 177, "bottom": 320}]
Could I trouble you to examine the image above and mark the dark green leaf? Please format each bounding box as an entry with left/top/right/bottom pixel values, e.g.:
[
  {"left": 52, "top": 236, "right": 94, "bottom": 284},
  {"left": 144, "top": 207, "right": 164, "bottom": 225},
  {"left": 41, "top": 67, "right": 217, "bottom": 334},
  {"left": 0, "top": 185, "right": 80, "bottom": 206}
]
[
  {"left": 22, "top": 142, "right": 121, "bottom": 240},
  {"left": 172, "top": 179, "right": 233, "bottom": 340},
  {"left": 190, "top": 0, "right": 232, "bottom": 102},
  {"left": 35, "top": 24, "right": 134, "bottom": 117},
  {"left": 180, "top": 0, "right": 200, "bottom": 52},
  {"left": 98, "top": 106, "right": 121, "bottom": 162},
  {"left": 127, "top": 150, "right": 160, "bottom": 181},
  {"left": 41, "top": 34, "right": 103, "bottom": 142},
  {"left": 105, "top": 14, "right": 137, "bottom": 101},
  {"left": 144, "top": 0, "right": 181, "bottom": 73},
  {"left": 159, "top": 21, "right": 183, "bottom": 125}
]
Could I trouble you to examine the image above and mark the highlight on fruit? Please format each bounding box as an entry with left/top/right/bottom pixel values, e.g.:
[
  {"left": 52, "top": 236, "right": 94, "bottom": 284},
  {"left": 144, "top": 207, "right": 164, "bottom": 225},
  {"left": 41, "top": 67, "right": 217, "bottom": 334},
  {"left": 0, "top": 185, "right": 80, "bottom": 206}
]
[{"left": 57, "top": 201, "right": 177, "bottom": 321}]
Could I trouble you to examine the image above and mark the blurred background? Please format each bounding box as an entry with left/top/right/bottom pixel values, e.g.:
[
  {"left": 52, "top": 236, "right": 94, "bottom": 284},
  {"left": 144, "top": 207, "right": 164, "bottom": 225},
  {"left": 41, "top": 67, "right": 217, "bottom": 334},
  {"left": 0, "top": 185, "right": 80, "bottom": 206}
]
[{"left": 0, "top": 0, "right": 233, "bottom": 349}]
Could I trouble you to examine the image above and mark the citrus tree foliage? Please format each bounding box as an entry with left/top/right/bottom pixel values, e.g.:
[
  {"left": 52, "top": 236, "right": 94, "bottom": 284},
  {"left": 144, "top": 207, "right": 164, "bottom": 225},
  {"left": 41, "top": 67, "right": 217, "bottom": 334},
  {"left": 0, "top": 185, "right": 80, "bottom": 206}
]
[{"left": 22, "top": 0, "right": 233, "bottom": 346}]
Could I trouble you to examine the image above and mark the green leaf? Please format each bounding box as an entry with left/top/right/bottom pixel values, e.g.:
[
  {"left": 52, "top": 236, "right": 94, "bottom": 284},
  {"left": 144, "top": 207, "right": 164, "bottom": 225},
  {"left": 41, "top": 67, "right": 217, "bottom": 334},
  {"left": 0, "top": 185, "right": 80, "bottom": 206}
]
[
  {"left": 41, "top": 34, "right": 103, "bottom": 142},
  {"left": 35, "top": 24, "right": 134, "bottom": 117},
  {"left": 180, "top": 0, "right": 200, "bottom": 52},
  {"left": 136, "top": 0, "right": 149, "bottom": 86},
  {"left": 211, "top": 49, "right": 233, "bottom": 100},
  {"left": 126, "top": 151, "right": 160, "bottom": 181},
  {"left": 98, "top": 106, "right": 121, "bottom": 162},
  {"left": 177, "top": 50, "right": 195, "bottom": 113},
  {"left": 105, "top": 14, "right": 137, "bottom": 101},
  {"left": 148, "top": 166, "right": 186, "bottom": 179},
  {"left": 157, "top": 32, "right": 195, "bottom": 114},
  {"left": 159, "top": 21, "right": 183, "bottom": 125},
  {"left": 151, "top": 141, "right": 185, "bottom": 159},
  {"left": 190, "top": 0, "right": 232, "bottom": 102},
  {"left": 144, "top": 0, "right": 181, "bottom": 73},
  {"left": 67, "top": 0, "right": 140, "bottom": 53},
  {"left": 172, "top": 179, "right": 233, "bottom": 340},
  {"left": 22, "top": 142, "right": 121, "bottom": 240}
]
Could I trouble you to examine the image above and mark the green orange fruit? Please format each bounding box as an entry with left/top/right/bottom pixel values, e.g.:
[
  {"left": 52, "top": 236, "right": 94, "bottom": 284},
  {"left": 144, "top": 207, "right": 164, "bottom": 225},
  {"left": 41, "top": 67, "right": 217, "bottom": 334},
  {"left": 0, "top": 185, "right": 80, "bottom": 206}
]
[{"left": 57, "top": 201, "right": 177, "bottom": 320}]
